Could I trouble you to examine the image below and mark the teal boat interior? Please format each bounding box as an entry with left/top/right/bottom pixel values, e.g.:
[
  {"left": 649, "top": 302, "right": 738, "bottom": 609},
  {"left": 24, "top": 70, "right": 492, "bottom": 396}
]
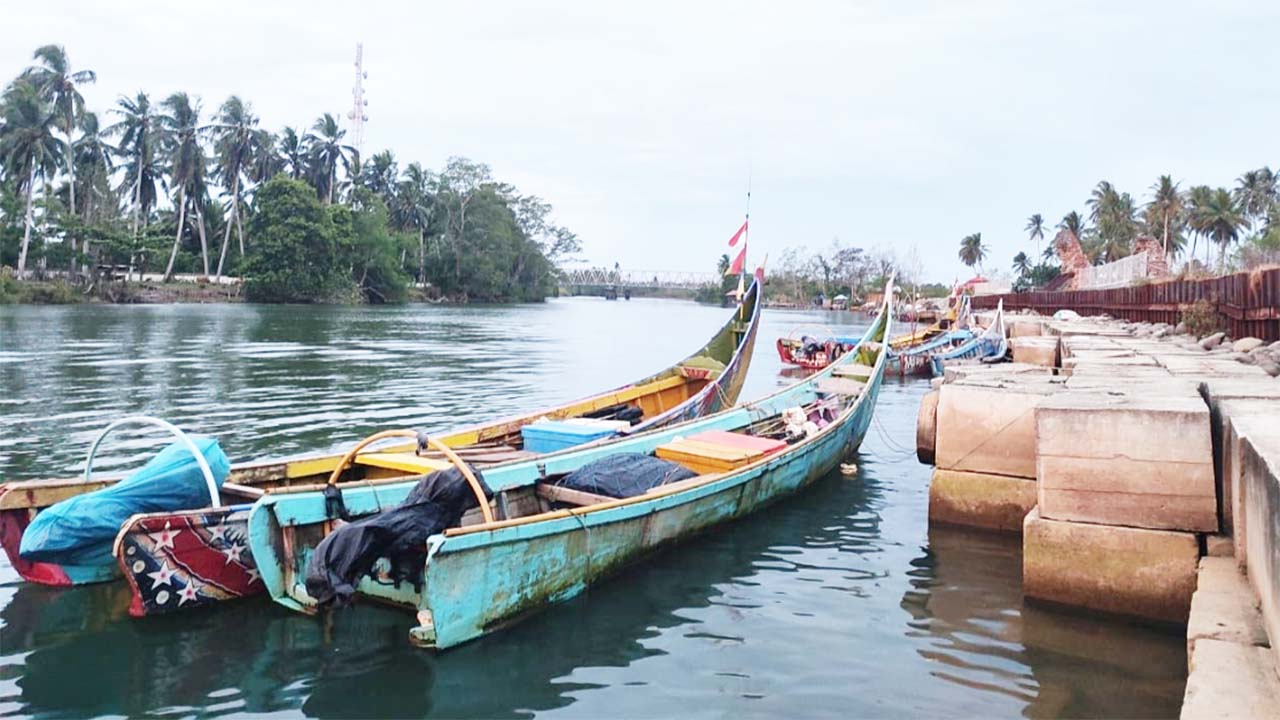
[{"left": 249, "top": 284, "right": 893, "bottom": 649}]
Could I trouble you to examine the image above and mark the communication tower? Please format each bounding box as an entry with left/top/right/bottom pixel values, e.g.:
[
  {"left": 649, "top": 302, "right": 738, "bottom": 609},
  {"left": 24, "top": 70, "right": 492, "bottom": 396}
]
[{"left": 348, "top": 43, "right": 368, "bottom": 153}]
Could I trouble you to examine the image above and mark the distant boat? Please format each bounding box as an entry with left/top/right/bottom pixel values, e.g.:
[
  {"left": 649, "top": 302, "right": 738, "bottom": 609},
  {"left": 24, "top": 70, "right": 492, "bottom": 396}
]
[
  {"left": 246, "top": 278, "right": 895, "bottom": 651},
  {"left": 928, "top": 299, "right": 1008, "bottom": 377},
  {"left": 0, "top": 277, "right": 763, "bottom": 619}
]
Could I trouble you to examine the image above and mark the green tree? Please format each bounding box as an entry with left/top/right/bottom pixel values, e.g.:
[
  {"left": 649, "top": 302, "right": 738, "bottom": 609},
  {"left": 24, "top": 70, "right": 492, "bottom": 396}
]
[
  {"left": 0, "top": 80, "right": 63, "bottom": 275},
  {"left": 958, "top": 232, "right": 987, "bottom": 273},
  {"left": 1146, "top": 175, "right": 1184, "bottom": 258},
  {"left": 242, "top": 175, "right": 349, "bottom": 302},
  {"left": 108, "top": 91, "right": 163, "bottom": 250},
  {"left": 68, "top": 111, "right": 115, "bottom": 270},
  {"left": 278, "top": 126, "right": 308, "bottom": 179},
  {"left": 1235, "top": 167, "right": 1277, "bottom": 231},
  {"left": 159, "top": 92, "right": 207, "bottom": 279},
  {"left": 210, "top": 96, "right": 259, "bottom": 277},
  {"left": 717, "top": 253, "right": 731, "bottom": 275},
  {"left": 1086, "top": 180, "right": 1139, "bottom": 263},
  {"left": 1025, "top": 213, "right": 1044, "bottom": 258},
  {"left": 1194, "top": 187, "right": 1248, "bottom": 269},
  {"left": 22, "top": 45, "right": 94, "bottom": 272},
  {"left": 306, "top": 113, "right": 355, "bottom": 204},
  {"left": 1012, "top": 251, "right": 1031, "bottom": 277}
]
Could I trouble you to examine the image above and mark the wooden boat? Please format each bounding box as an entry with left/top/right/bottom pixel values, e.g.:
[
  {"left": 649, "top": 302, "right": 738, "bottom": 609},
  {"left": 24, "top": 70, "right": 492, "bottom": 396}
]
[
  {"left": 0, "top": 276, "right": 762, "bottom": 617},
  {"left": 775, "top": 325, "right": 862, "bottom": 370},
  {"left": 246, "top": 280, "right": 894, "bottom": 651},
  {"left": 927, "top": 299, "right": 1007, "bottom": 377},
  {"left": 885, "top": 294, "right": 973, "bottom": 376}
]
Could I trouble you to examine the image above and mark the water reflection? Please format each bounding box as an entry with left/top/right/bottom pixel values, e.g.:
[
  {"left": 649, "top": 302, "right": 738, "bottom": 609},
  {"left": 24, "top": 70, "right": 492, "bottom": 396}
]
[
  {"left": 0, "top": 301, "right": 1187, "bottom": 718},
  {"left": 901, "top": 526, "right": 1186, "bottom": 719}
]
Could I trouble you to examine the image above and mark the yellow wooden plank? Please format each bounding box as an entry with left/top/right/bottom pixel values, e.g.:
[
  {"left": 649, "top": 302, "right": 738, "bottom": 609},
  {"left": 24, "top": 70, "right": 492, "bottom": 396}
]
[{"left": 354, "top": 453, "right": 452, "bottom": 474}]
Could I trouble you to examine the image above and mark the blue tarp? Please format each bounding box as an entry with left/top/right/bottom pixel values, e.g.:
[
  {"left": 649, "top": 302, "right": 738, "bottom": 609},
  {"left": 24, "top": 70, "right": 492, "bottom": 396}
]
[{"left": 19, "top": 438, "right": 231, "bottom": 566}]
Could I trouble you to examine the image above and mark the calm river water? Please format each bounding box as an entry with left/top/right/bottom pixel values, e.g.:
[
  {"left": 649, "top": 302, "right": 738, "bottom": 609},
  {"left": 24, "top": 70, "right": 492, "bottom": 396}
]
[{"left": 0, "top": 298, "right": 1185, "bottom": 718}]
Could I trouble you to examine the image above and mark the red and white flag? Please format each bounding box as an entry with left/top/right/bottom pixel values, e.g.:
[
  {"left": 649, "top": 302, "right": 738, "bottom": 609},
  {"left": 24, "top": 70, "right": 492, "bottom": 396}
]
[
  {"left": 726, "top": 246, "right": 747, "bottom": 276},
  {"left": 727, "top": 220, "right": 748, "bottom": 247}
]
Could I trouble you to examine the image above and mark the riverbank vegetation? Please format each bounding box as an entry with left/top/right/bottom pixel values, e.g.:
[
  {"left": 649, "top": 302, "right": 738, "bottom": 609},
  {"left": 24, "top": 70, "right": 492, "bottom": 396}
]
[
  {"left": 0, "top": 44, "right": 579, "bottom": 303},
  {"left": 697, "top": 240, "right": 947, "bottom": 306},
  {"left": 977, "top": 169, "right": 1279, "bottom": 291}
]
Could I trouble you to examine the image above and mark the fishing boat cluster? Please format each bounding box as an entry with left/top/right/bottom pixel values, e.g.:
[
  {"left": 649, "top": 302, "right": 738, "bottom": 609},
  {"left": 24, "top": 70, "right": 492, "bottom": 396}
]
[{"left": 0, "top": 275, "right": 1017, "bottom": 651}]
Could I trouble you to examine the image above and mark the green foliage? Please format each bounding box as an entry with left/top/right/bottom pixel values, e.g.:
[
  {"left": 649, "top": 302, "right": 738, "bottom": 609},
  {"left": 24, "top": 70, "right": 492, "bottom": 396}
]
[
  {"left": 1180, "top": 299, "right": 1225, "bottom": 337},
  {"left": 1013, "top": 263, "right": 1060, "bottom": 292},
  {"left": 242, "top": 176, "right": 351, "bottom": 302}
]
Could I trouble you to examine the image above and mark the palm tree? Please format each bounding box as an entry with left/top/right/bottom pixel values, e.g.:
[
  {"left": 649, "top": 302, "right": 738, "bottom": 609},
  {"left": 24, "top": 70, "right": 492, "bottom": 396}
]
[
  {"left": 159, "top": 92, "right": 207, "bottom": 280},
  {"left": 278, "top": 126, "right": 307, "bottom": 179},
  {"left": 391, "top": 162, "right": 434, "bottom": 282},
  {"left": 1185, "top": 185, "right": 1214, "bottom": 266},
  {"left": 209, "top": 96, "right": 259, "bottom": 277},
  {"left": 717, "top": 253, "right": 731, "bottom": 275},
  {"left": 1025, "top": 213, "right": 1045, "bottom": 258},
  {"left": 1235, "top": 168, "right": 1277, "bottom": 231},
  {"left": 1197, "top": 188, "right": 1247, "bottom": 269},
  {"left": 22, "top": 45, "right": 95, "bottom": 271},
  {"left": 1086, "top": 181, "right": 1139, "bottom": 262},
  {"left": 70, "top": 111, "right": 114, "bottom": 268},
  {"left": 306, "top": 113, "right": 355, "bottom": 204},
  {"left": 1059, "top": 210, "right": 1086, "bottom": 240},
  {"left": 362, "top": 149, "right": 398, "bottom": 201},
  {"left": 108, "top": 91, "right": 164, "bottom": 251},
  {"left": 1146, "top": 175, "right": 1184, "bottom": 258},
  {"left": 247, "top": 129, "right": 280, "bottom": 184},
  {"left": 0, "top": 80, "right": 63, "bottom": 275},
  {"left": 1012, "top": 251, "right": 1031, "bottom": 277},
  {"left": 957, "top": 233, "right": 987, "bottom": 273}
]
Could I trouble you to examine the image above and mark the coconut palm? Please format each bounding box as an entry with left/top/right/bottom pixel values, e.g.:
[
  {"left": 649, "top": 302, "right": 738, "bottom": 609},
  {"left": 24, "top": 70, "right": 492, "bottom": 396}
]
[
  {"left": 1012, "top": 251, "right": 1031, "bottom": 277},
  {"left": 159, "top": 92, "right": 207, "bottom": 279},
  {"left": 1235, "top": 168, "right": 1277, "bottom": 230},
  {"left": 209, "top": 96, "right": 259, "bottom": 277},
  {"left": 108, "top": 91, "right": 164, "bottom": 244},
  {"left": 1025, "top": 213, "right": 1045, "bottom": 258},
  {"left": 306, "top": 113, "right": 356, "bottom": 204},
  {"left": 70, "top": 111, "right": 114, "bottom": 267},
  {"left": 1184, "top": 185, "right": 1214, "bottom": 266},
  {"left": 391, "top": 162, "right": 434, "bottom": 282},
  {"left": 957, "top": 233, "right": 987, "bottom": 272},
  {"left": 1086, "top": 181, "right": 1139, "bottom": 262},
  {"left": 22, "top": 45, "right": 95, "bottom": 267},
  {"left": 0, "top": 80, "right": 63, "bottom": 275},
  {"left": 1193, "top": 188, "right": 1247, "bottom": 269},
  {"left": 1146, "top": 175, "right": 1184, "bottom": 257},
  {"left": 1059, "top": 210, "right": 1086, "bottom": 240},
  {"left": 278, "top": 126, "right": 307, "bottom": 179},
  {"left": 362, "top": 149, "right": 398, "bottom": 201}
]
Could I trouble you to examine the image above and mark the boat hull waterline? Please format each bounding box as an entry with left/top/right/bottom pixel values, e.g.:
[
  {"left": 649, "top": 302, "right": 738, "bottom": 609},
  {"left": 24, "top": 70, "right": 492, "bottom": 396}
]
[{"left": 248, "top": 280, "right": 893, "bottom": 650}]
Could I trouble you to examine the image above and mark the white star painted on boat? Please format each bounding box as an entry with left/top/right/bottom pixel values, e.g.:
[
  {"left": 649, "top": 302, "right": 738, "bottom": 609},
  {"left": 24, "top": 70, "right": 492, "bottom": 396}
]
[
  {"left": 222, "top": 542, "right": 244, "bottom": 565},
  {"left": 177, "top": 581, "right": 201, "bottom": 606},
  {"left": 148, "top": 522, "right": 181, "bottom": 551},
  {"left": 246, "top": 568, "right": 261, "bottom": 585},
  {"left": 207, "top": 522, "right": 229, "bottom": 544},
  {"left": 148, "top": 561, "right": 176, "bottom": 589}
]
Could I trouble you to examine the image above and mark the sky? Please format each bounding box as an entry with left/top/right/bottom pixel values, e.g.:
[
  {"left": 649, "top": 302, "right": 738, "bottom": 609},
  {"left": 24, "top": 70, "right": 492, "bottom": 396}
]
[{"left": 4, "top": 0, "right": 1277, "bottom": 283}]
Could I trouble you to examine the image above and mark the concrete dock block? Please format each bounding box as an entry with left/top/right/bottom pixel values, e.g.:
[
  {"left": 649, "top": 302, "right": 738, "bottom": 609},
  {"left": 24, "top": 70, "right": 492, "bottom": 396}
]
[
  {"left": 1180, "top": 639, "right": 1280, "bottom": 719},
  {"left": 1023, "top": 508, "right": 1198, "bottom": 623},
  {"left": 935, "top": 380, "right": 1060, "bottom": 479},
  {"left": 1007, "top": 318, "right": 1045, "bottom": 337},
  {"left": 1035, "top": 392, "right": 1217, "bottom": 532},
  {"left": 1187, "top": 557, "right": 1270, "bottom": 658},
  {"left": 927, "top": 468, "right": 1037, "bottom": 533},
  {"left": 1010, "top": 336, "right": 1060, "bottom": 368},
  {"left": 1239, "top": 426, "right": 1280, "bottom": 677}
]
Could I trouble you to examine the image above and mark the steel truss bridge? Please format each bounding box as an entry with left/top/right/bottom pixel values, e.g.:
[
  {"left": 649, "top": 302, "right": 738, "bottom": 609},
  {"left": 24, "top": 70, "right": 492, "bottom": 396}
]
[{"left": 562, "top": 268, "right": 720, "bottom": 290}]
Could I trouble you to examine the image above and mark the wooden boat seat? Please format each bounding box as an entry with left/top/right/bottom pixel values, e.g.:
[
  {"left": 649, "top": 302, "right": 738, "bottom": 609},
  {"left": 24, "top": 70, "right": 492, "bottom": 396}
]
[
  {"left": 655, "top": 429, "right": 786, "bottom": 474},
  {"left": 536, "top": 483, "right": 614, "bottom": 507},
  {"left": 833, "top": 363, "right": 874, "bottom": 379},
  {"left": 221, "top": 482, "right": 266, "bottom": 501},
  {"left": 354, "top": 452, "right": 453, "bottom": 474},
  {"left": 816, "top": 377, "right": 865, "bottom": 397}
]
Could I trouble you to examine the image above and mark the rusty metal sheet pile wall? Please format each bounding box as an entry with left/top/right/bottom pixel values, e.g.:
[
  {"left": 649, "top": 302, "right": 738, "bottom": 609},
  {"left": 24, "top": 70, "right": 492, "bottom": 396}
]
[{"left": 973, "top": 268, "right": 1280, "bottom": 341}]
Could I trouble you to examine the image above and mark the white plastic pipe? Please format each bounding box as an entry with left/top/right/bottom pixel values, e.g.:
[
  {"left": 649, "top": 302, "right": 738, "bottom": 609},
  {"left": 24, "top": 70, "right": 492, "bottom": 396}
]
[{"left": 83, "top": 415, "right": 222, "bottom": 509}]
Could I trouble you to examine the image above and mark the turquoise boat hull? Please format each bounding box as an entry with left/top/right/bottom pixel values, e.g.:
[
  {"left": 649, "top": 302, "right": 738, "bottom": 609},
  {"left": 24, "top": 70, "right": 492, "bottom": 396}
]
[{"left": 248, "top": 283, "right": 894, "bottom": 650}]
